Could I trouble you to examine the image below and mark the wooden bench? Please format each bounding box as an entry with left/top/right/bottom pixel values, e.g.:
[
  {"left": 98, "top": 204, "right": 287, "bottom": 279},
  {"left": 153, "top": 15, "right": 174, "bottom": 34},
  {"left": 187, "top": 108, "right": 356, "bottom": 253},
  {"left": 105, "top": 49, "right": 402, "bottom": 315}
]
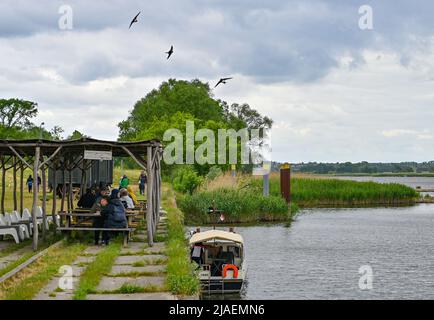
[{"left": 57, "top": 227, "right": 135, "bottom": 246}]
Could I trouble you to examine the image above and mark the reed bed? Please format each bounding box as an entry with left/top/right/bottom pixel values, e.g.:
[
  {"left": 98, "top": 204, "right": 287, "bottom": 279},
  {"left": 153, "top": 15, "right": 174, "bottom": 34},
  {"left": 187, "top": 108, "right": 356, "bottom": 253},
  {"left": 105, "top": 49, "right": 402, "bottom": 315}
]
[
  {"left": 178, "top": 188, "right": 295, "bottom": 224},
  {"left": 250, "top": 176, "right": 418, "bottom": 206}
]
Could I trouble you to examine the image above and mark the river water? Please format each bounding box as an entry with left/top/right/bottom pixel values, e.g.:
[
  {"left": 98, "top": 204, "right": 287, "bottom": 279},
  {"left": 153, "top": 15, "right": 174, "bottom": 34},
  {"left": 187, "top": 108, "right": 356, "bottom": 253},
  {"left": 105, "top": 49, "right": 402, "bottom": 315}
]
[
  {"left": 234, "top": 203, "right": 434, "bottom": 299},
  {"left": 197, "top": 176, "right": 434, "bottom": 299},
  {"left": 334, "top": 176, "right": 434, "bottom": 196}
]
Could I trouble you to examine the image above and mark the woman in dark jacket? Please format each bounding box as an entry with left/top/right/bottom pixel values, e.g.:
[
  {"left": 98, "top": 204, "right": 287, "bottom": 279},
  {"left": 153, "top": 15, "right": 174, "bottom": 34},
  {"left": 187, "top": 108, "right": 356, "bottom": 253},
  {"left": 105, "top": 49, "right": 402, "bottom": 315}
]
[{"left": 101, "top": 189, "right": 127, "bottom": 245}]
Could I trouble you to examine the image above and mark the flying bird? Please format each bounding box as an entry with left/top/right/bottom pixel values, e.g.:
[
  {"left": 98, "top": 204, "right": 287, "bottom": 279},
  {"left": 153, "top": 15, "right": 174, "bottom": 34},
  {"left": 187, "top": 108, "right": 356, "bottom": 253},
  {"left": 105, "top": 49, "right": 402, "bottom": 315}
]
[
  {"left": 165, "top": 45, "right": 174, "bottom": 60},
  {"left": 214, "top": 77, "right": 233, "bottom": 88},
  {"left": 129, "top": 11, "right": 140, "bottom": 29}
]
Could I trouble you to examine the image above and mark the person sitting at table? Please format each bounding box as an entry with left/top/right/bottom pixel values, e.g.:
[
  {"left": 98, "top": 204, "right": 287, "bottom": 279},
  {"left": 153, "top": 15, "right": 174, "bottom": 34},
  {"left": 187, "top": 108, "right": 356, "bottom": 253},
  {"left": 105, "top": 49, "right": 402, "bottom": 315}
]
[
  {"left": 77, "top": 188, "right": 96, "bottom": 209},
  {"left": 93, "top": 196, "right": 109, "bottom": 245},
  {"left": 101, "top": 189, "right": 127, "bottom": 245},
  {"left": 126, "top": 186, "right": 139, "bottom": 206},
  {"left": 91, "top": 186, "right": 110, "bottom": 212},
  {"left": 119, "top": 188, "right": 134, "bottom": 209}
]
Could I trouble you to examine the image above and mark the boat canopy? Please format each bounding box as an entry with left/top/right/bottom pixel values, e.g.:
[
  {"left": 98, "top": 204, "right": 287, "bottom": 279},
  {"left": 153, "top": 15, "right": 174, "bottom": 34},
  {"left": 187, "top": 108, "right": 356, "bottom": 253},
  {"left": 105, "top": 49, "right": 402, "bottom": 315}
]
[{"left": 189, "top": 230, "right": 244, "bottom": 245}]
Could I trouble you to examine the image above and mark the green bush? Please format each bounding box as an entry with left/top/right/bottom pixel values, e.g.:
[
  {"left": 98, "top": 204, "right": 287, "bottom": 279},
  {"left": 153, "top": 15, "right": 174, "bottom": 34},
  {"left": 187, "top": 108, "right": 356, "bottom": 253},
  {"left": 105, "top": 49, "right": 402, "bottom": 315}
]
[
  {"left": 173, "top": 166, "right": 203, "bottom": 194},
  {"left": 178, "top": 188, "right": 291, "bottom": 224}
]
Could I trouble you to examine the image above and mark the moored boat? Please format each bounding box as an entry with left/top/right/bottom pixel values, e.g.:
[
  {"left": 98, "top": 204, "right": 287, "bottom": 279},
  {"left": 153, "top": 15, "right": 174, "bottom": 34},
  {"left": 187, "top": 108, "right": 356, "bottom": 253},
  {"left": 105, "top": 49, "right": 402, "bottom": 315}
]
[{"left": 189, "top": 228, "right": 246, "bottom": 294}]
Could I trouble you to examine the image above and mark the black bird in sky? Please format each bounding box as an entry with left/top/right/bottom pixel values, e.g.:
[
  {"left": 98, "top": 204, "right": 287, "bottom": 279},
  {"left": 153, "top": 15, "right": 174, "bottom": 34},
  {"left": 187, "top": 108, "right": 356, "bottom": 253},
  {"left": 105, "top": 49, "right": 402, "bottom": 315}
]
[
  {"left": 214, "top": 77, "right": 233, "bottom": 88},
  {"left": 129, "top": 11, "right": 140, "bottom": 29},
  {"left": 165, "top": 45, "right": 174, "bottom": 60}
]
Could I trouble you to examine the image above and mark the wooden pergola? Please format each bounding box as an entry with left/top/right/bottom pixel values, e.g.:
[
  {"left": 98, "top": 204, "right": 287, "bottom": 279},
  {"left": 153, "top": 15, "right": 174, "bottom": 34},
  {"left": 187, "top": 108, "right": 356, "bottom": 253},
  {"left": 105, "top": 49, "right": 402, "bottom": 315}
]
[{"left": 0, "top": 137, "right": 163, "bottom": 250}]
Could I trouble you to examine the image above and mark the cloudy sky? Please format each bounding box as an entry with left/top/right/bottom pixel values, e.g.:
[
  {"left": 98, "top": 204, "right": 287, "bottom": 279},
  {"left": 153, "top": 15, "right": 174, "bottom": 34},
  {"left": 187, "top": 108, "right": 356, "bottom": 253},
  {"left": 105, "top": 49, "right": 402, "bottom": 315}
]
[{"left": 1, "top": 0, "right": 433, "bottom": 162}]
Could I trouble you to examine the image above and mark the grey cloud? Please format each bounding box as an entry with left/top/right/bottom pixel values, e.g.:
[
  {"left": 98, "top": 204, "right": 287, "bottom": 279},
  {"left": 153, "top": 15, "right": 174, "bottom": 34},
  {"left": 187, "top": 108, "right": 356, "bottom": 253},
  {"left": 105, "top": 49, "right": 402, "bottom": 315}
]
[{"left": 1, "top": 1, "right": 434, "bottom": 84}]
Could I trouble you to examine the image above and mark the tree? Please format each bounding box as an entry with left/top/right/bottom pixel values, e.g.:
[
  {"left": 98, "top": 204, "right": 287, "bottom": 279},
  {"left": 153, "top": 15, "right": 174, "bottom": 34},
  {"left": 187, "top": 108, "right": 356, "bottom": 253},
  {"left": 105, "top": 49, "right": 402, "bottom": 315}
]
[
  {"left": 0, "top": 99, "right": 38, "bottom": 129},
  {"left": 118, "top": 79, "right": 273, "bottom": 176},
  {"left": 119, "top": 79, "right": 223, "bottom": 140},
  {"left": 68, "top": 130, "right": 85, "bottom": 140},
  {"left": 50, "top": 126, "right": 64, "bottom": 140}
]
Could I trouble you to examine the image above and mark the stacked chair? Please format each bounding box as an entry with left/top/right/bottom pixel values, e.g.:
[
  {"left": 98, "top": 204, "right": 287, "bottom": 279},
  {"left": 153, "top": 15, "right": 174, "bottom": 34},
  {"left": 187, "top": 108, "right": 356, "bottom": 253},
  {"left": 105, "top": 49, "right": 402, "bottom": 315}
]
[{"left": 0, "top": 208, "right": 60, "bottom": 244}]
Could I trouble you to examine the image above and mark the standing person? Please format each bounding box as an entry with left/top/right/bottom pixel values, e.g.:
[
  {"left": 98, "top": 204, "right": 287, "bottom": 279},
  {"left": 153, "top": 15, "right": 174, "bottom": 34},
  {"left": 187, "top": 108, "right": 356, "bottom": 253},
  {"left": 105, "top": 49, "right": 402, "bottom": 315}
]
[
  {"left": 119, "top": 175, "right": 129, "bottom": 189},
  {"left": 102, "top": 189, "right": 127, "bottom": 245},
  {"left": 138, "top": 171, "right": 147, "bottom": 195},
  {"left": 26, "top": 175, "right": 33, "bottom": 193}
]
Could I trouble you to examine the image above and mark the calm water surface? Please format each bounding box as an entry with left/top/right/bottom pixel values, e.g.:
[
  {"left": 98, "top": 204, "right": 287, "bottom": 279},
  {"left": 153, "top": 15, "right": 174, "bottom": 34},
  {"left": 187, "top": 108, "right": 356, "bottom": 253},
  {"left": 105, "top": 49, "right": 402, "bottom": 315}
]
[
  {"left": 335, "top": 176, "right": 434, "bottom": 196},
  {"left": 234, "top": 204, "right": 434, "bottom": 299}
]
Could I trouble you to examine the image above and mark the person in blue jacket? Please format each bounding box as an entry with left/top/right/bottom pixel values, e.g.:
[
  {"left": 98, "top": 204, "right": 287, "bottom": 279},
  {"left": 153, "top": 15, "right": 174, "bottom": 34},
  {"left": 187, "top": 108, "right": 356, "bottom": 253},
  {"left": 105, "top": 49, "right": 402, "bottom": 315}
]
[{"left": 101, "top": 189, "right": 127, "bottom": 245}]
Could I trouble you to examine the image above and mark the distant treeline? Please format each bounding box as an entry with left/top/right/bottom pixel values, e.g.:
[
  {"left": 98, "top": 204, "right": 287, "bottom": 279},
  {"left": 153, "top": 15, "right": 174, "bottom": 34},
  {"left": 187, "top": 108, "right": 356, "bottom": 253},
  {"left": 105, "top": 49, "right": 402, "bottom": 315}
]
[{"left": 273, "top": 161, "right": 434, "bottom": 174}]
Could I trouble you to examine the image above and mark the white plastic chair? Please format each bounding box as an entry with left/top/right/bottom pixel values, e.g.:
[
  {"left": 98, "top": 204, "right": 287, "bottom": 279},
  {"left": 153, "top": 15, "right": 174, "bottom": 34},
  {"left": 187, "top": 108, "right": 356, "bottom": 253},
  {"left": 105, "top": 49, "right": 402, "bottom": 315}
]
[
  {"left": 37, "top": 207, "right": 50, "bottom": 230},
  {"left": 0, "top": 215, "right": 21, "bottom": 243},
  {"left": 23, "top": 208, "right": 43, "bottom": 231},
  {"left": 38, "top": 206, "right": 60, "bottom": 228},
  {"left": 12, "top": 211, "right": 31, "bottom": 238},
  {"left": 4, "top": 212, "right": 28, "bottom": 240}
]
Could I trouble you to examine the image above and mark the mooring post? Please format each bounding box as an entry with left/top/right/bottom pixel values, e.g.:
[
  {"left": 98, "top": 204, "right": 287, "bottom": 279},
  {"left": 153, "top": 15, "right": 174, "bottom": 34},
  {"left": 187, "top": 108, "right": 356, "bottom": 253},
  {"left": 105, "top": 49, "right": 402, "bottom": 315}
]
[
  {"left": 263, "top": 161, "right": 271, "bottom": 197},
  {"left": 280, "top": 162, "right": 291, "bottom": 203}
]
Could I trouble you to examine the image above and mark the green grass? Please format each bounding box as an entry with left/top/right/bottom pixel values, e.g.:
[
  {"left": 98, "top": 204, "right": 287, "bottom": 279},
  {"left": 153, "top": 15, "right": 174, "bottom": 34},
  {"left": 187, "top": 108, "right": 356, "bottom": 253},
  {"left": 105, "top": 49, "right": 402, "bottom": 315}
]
[
  {"left": 120, "top": 250, "right": 166, "bottom": 256},
  {"left": 0, "top": 233, "right": 64, "bottom": 278},
  {"left": 250, "top": 176, "right": 418, "bottom": 207},
  {"left": 178, "top": 188, "right": 293, "bottom": 224},
  {"left": 73, "top": 241, "right": 122, "bottom": 300},
  {"left": 163, "top": 185, "right": 200, "bottom": 296},
  {"left": 0, "top": 242, "right": 85, "bottom": 300},
  {"left": 0, "top": 240, "right": 32, "bottom": 259},
  {"left": 132, "top": 261, "right": 146, "bottom": 267},
  {"left": 0, "top": 251, "right": 36, "bottom": 278},
  {"left": 98, "top": 283, "right": 163, "bottom": 294},
  {"left": 107, "top": 271, "right": 165, "bottom": 278}
]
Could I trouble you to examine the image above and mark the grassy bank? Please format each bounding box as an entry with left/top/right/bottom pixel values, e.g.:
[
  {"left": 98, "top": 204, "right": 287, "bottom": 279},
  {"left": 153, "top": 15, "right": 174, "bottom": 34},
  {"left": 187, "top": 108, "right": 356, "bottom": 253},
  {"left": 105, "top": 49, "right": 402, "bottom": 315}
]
[
  {"left": 162, "top": 184, "right": 200, "bottom": 296},
  {"left": 250, "top": 174, "right": 418, "bottom": 207},
  {"left": 0, "top": 242, "right": 85, "bottom": 300},
  {"left": 178, "top": 188, "right": 296, "bottom": 224}
]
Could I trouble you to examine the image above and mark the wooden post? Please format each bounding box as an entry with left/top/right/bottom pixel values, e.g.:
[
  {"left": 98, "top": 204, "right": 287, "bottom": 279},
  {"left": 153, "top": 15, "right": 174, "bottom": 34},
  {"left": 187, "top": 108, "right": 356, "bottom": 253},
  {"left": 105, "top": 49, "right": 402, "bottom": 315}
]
[
  {"left": 80, "top": 160, "right": 87, "bottom": 198},
  {"left": 69, "top": 169, "right": 74, "bottom": 211},
  {"left": 146, "top": 146, "right": 154, "bottom": 247},
  {"left": 52, "top": 162, "right": 57, "bottom": 224},
  {"left": 60, "top": 169, "right": 66, "bottom": 213},
  {"left": 1, "top": 156, "right": 5, "bottom": 215},
  {"left": 13, "top": 157, "right": 17, "bottom": 211},
  {"left": 263, "top": 173, "right": 269, "bottom": 197},
  {"left": 280, "top": 163, "right": 291, "bottom": 203},
  {"left": 41, "top": 163, "right": 47, "bottom": 239},
  {"left": 20, "top": 164, "right": 24, "bottom": 214},
  {"left": 32, "top": 147, "right": 40, "bottom": 251},
  {"left": 262, "top": 161, "right": 271, "bottom": 197}
]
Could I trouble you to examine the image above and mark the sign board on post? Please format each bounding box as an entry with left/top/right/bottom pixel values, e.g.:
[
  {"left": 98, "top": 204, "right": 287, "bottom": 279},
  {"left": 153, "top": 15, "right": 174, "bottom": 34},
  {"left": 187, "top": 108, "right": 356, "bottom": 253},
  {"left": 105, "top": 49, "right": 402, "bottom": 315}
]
[{"left": 84, "top": 150, "right": 113, "bottom": 161}]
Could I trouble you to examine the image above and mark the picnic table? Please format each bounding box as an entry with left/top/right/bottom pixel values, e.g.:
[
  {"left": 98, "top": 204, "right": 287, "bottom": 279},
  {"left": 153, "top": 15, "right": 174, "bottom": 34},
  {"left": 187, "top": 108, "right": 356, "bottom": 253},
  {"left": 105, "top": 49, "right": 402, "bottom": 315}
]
[
  {"left": 58, "top": 212, "right": 142, "bottom": 227},
  {"left": 57, "top": 211, "right": 143, "bottom": 245}
]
